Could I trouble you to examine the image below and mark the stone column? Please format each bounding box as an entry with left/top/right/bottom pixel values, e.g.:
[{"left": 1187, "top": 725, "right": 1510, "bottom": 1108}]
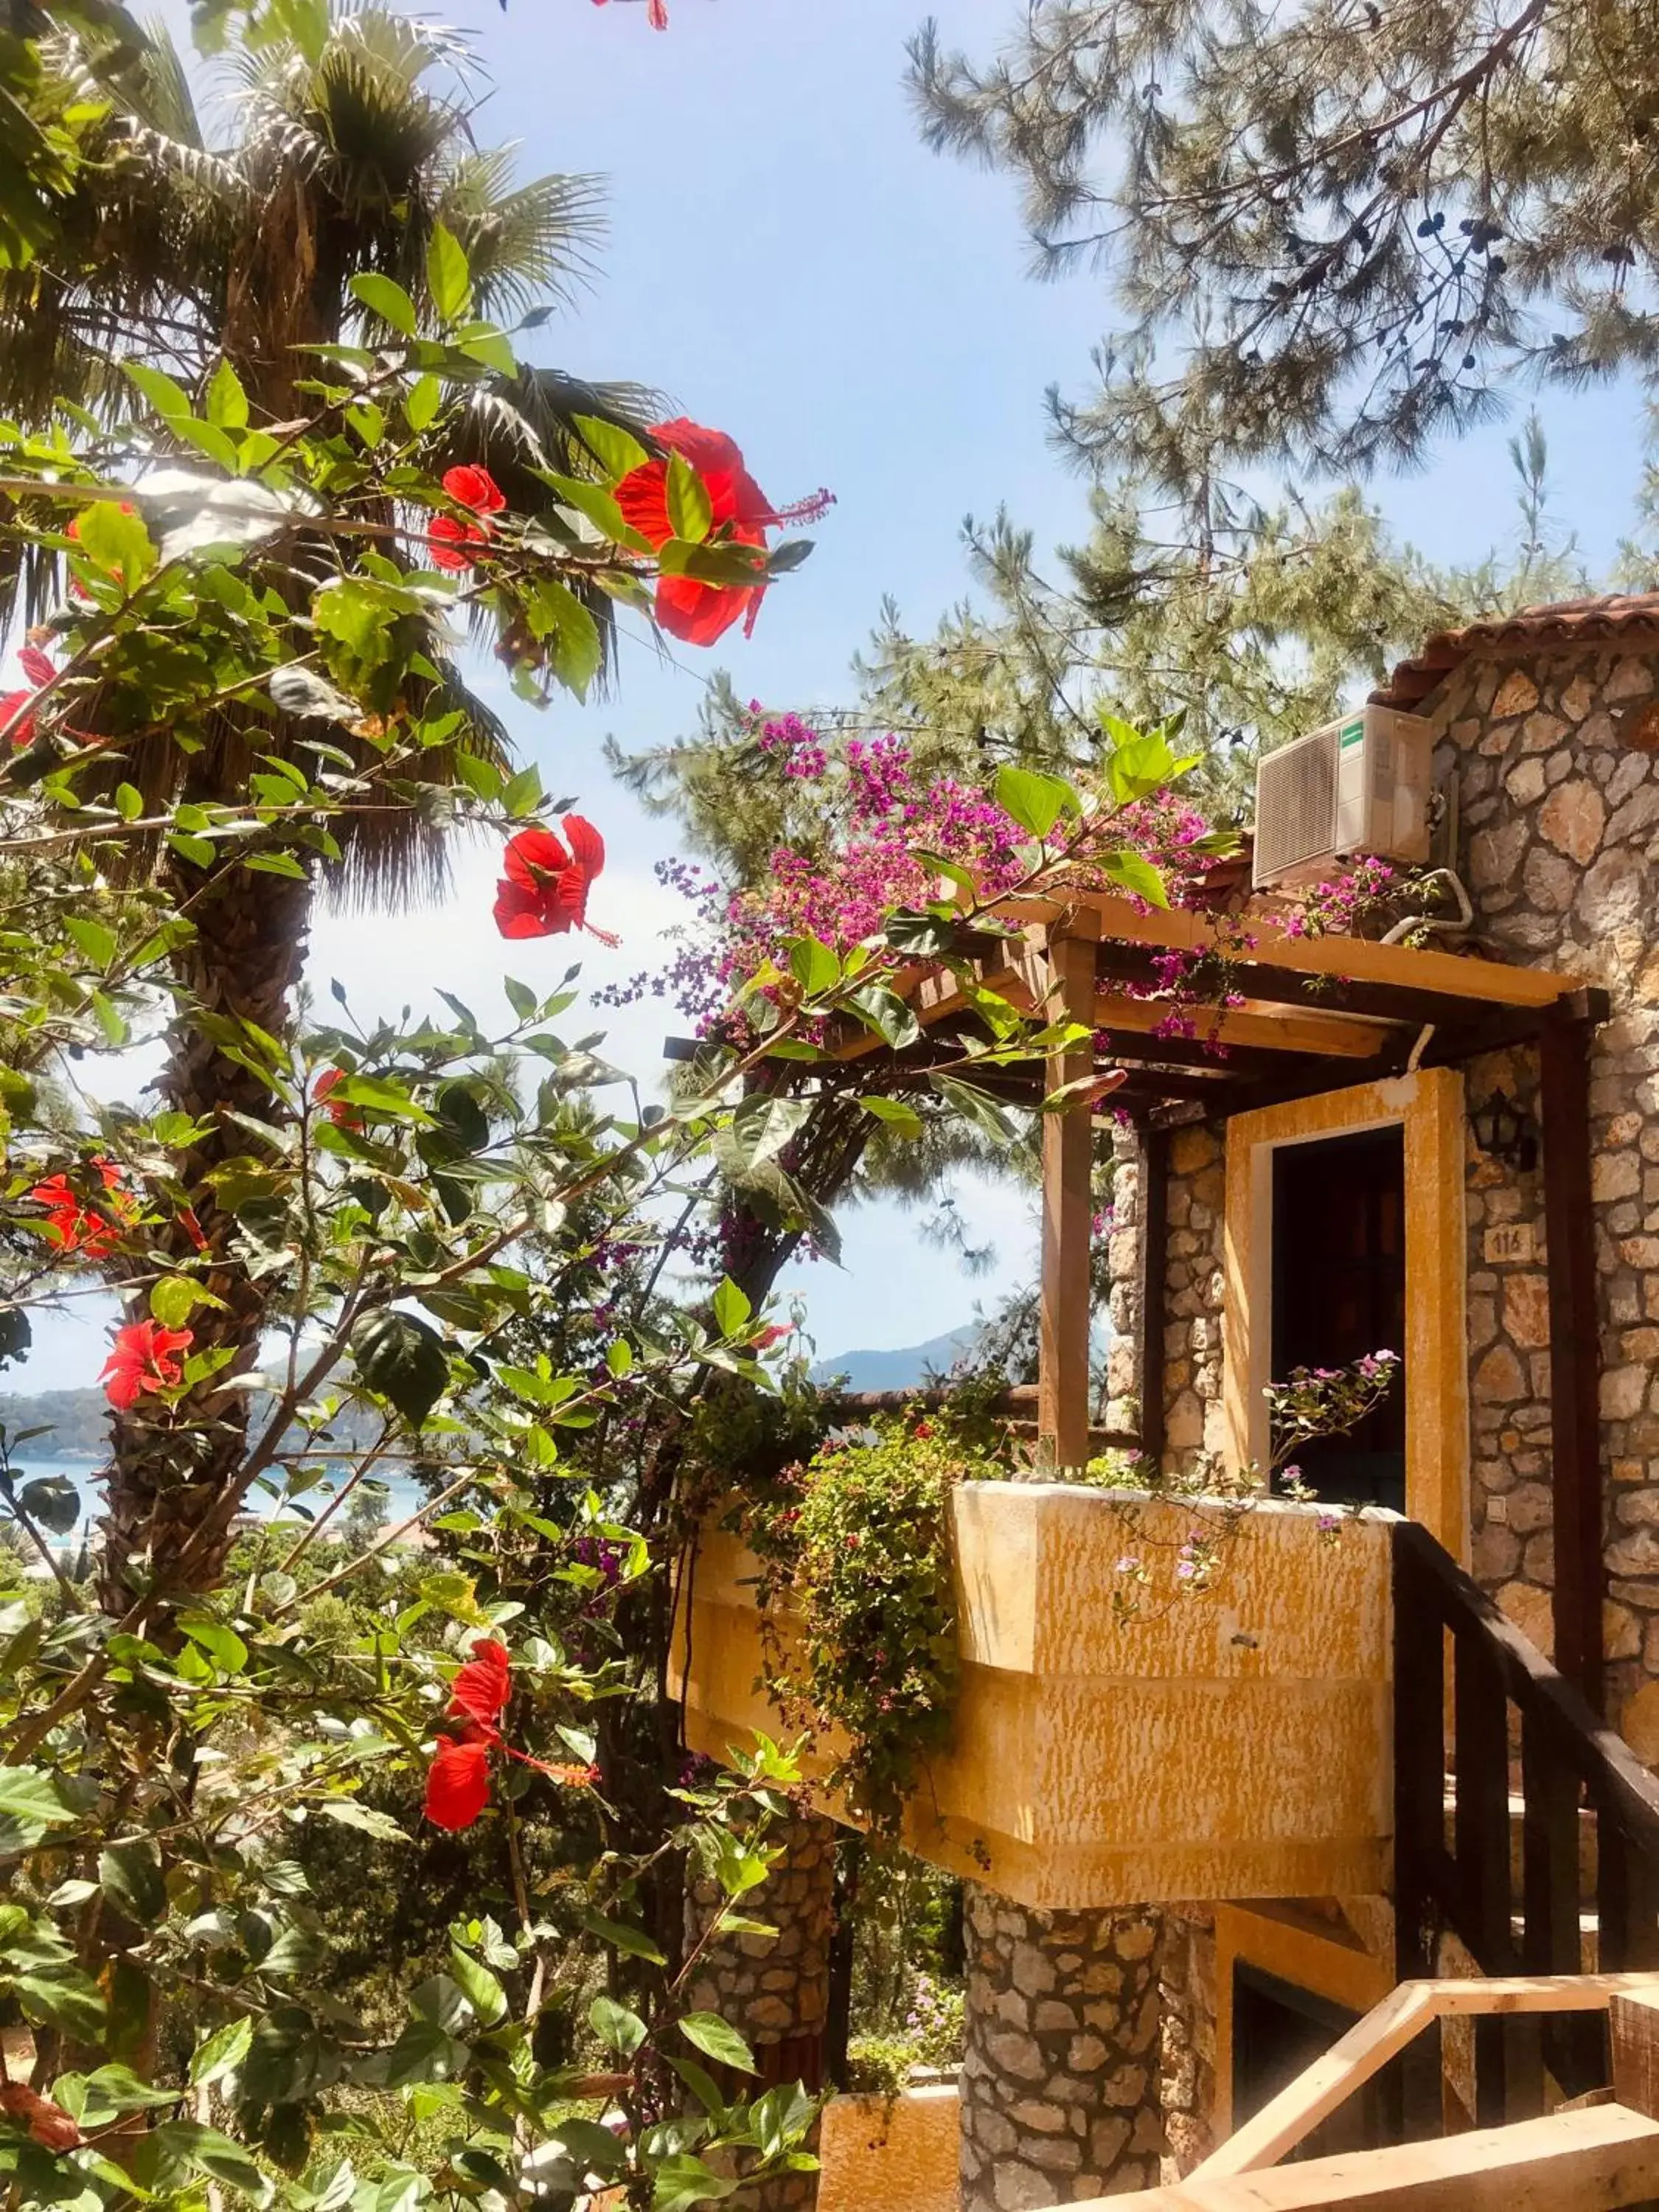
[
  {"left": 1157, "top": 1912, "right": 1217, "bottom": 2177},
  {"left": 683, "top": 1812, "right": 838, "bottom": 2211},
  {"left": 960, "top": 1884, "right": 1164, "bottom": 2208}
]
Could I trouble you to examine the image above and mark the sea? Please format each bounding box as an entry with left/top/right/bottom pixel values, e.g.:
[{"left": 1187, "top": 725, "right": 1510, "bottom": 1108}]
[{"left": 7, "top": 1455, "right": 428, "bottom": 1545}]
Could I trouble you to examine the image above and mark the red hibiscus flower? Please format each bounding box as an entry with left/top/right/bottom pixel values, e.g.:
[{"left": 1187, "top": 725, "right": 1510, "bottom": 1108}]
[
  {"left": 313, "top": 1068, "right": 364, "bottom": 1130},
  {"left": 30, "top": 1155, "right": 137, "bottom": 1257},
  {"left": 102, "top": 1318, "right": 192, "bottom": 1410},
  {"left": 614, "top": 420, "right": 832, "bottom": 649},
  {"left": 0, "top": 645, "right": 58, "bottom": 749},
  {"left": 591, "top": 0, "right": 669, "bottom": 27},
  {"left": 422, "top": 1636, "right": 598, "bottom": 1831},
  {"left": 426, "top": 465, "right": 507, "bottom": 572},
  {"left": 492, "top": 815, "right": 615, "bottom": 945}
]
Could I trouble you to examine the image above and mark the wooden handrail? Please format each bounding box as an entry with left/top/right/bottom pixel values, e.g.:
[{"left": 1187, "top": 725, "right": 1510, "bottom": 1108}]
[{"left": 1194, "top": 1972, "right": 1659, "bottom": 2180}]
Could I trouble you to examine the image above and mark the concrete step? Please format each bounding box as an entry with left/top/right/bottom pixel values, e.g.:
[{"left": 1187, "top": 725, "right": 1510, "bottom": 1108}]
[{"left": 1443, "top": 1785, "right": 1599, "bottom": 1902}]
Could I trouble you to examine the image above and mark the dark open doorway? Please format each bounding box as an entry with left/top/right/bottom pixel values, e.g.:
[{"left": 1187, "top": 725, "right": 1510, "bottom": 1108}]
[
  {"left": 1231, "top": 1964, "right": 1375, "bottom": 2160},
  {"left": 1270, "top": 1123, "right": 1406, "bottom": 1512}
]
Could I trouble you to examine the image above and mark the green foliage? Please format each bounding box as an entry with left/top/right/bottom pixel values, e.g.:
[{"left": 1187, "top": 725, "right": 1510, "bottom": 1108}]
[{"left": 742, "top": 1416, "right": 1001, "bottom": 1831}]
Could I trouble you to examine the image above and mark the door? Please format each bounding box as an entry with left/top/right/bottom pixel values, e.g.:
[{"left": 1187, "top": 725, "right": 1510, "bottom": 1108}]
[
  {"left": 1270, "top": 1124, "right": 1406, "bottom": 1512},
  {"left": 1232, "top": 1964, "right": 1377, "bottom": 2159}
]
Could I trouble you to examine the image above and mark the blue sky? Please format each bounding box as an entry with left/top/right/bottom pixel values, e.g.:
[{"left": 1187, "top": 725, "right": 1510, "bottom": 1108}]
[{"left": 12, "top": 0, "right": 1650, "bottom": 1391}]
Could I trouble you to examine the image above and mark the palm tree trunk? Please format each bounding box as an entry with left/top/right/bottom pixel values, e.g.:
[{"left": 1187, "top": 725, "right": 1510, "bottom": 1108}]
[{"left": 98, "top": 852, "right": 311, "bottom": 1613}]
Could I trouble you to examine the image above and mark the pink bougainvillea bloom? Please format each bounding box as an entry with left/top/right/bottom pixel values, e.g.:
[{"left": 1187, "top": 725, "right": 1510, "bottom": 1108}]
[
  {"left": 492, "top": 816, "right": 614, "bottom": 943},
  {"left": 102, "top": 1319, "right": 192, "bottom": 1410}
]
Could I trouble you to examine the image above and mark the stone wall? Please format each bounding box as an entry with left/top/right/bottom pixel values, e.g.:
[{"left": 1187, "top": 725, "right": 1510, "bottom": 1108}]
[
  {"left": 959, "top": 1885, "right": 1164, "bottom": 2208},
  {"left": 1157, "top": 1912, "right": 1217, "bottom": 2178},
  {"left": 1103, "top": 1121, "right": 1228, "bottom": 1478},
  {"left": 1429, "top": 641, "right": 1659, "bottom": 1744},
  {"left": 684, "top": 1812, "right": 838, "bottom": 2211}
]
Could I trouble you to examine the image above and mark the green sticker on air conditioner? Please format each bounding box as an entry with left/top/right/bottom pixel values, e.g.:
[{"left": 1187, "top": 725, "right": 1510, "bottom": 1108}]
[{"left": 1338, "top": 717, "right": 1366, "bottom": 748}]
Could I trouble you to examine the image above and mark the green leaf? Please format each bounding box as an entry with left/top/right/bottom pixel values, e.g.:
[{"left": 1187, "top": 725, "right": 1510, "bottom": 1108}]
[
  {"left": 578, "top": 1907, "right": 665, "bottom": 1966},
  {"left": 405, "top": 372, "right": 442, "bottom": 431},
  {"left": 589, "top": 1993, "right": 647, "bottom": 2057},
  {"left": 149, "top": 1276, "right": 198, "bottom": 1330},
  {"left": 123, "top": 360, "right": 191, "bottom": 418},
  {"left": 786, "top": 936, "right": 840, "bottom": 997},
  {"left": 929, "top": 1071, "right": 1018, "bottom": 1143},
  {"left": 678, "top": 2011, "right": 757, "bottom": 2075},
  {"left": 244, "top": 850, "right": 309, "bottom": 880},
  {"left": 571, "top": 412, "right": 651, "bottom": 482},
  {"left": 205, "top": 358, "right": 248, "bottom": 430},
  {"left": 64, "top": 915, "right": 116, "bottom": 968},
  {"left": 726, "top": 1093, "right": 811, "bottom": 1172},
  {"left": 1104, "top": 728, "right": 1178, "bottom": 804},
  {"left": 160, "top": 2120, "right": 270, "bottom": 2197},
  {"left": 70, "top": 499, "right": 157, "bottom": 588},
  {"left": 178, "top": 1613, "right": 248, "bottom": 1676},
  {"left": 114, "top": 782, "right": 144, "bottom": 821},
  {"left": 667, "top": 2053, "right": 726, "bottom": 2118},
  {"left": 1098, "top": 846, "right": 1169, "bottom": 908},
  {"left": 352, "top": 1309, "right": 451, "bottom": 1429},
  {"left": 316, "top": 1799, "right": 408, "bottom": 1843},
  {"left": 0, "top": 1770, "right": 78, "bottom": 1830},
  {"left": 526, "top": 577, "right": 603, "bottom": 702},
  {"left": 847, "top": 986, "right": 919, "bottom": 1051},
  {"left": 425, "top": 223, "right": 472, "bottom": 325},
  {"left": 97, "top": 1842, "right": 166, "bottom": 1927},
  {"left": 653, "top": 2154, "right": 737, "bottom": 2212},
  {"left": 447, "top": 1943, "right": 507, "bottom": 2028},
  {"left": 189, "top": 2015, "right": 252, "bottom": 2090},
  {"left": 18, "top": 1476, "right": 79, "bottom": 1535},
  {"left": 859, "top": 1095, "right": 923, "bottom": 1138},
  {"left": 666, "top": 450, "right": 713, "bottom": 542},
  {"left": 710, "top": 1276, "right": 751, "bottom": 1340},
  {"left": 994, "top": 763, "right": 1080, "bottom": 841},
  {"left": 350, "top": 272, "right": 419, "bottom": 336},
  {"left": 605, "top": 1338, "right": 634, "bottom": 1378},
  {"left": 502, "top": 765, "right": 543, "bottom": 818}
]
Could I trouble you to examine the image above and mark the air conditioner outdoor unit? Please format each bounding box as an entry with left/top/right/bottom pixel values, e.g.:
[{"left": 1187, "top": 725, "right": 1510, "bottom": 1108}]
[{"left": 1252, "top": 705, "right": 1433, "bottom": 891}]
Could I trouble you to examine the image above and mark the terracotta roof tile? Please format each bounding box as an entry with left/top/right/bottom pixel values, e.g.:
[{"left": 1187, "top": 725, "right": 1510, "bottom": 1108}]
[{"left": 1371, "top": 592, "right": 1659, "bottom": 710}]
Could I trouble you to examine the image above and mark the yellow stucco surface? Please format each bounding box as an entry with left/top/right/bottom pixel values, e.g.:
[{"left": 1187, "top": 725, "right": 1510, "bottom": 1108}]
[
  {"left": 675, "top": 1484, "right": 1394, "bottom": 1909},
  {"left": 818, "top": 2085, "right": 960, "bottom": 2212}
]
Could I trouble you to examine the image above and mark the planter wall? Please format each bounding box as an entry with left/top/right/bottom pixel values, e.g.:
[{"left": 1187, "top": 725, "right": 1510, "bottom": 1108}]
[
  {"left": 817, "top": 2084, "right": 960, "bottom": 2212},
  {"left": 675, "top": 1484, "right": 1394, "bottom": 1909}
]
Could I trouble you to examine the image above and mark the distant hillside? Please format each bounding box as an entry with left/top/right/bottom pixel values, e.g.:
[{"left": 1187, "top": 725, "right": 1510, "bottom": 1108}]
[
  {"left": 0, "top": 1388, "right": 106, "bottom": 1458},
  {"left": 809, "top": 1326, "right": 979, "bottom": 1392}
]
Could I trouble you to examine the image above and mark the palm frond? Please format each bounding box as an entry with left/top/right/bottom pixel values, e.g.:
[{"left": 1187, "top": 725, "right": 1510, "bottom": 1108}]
[{"left": 440, "top": 160, "right": 606, "bottom": 320}]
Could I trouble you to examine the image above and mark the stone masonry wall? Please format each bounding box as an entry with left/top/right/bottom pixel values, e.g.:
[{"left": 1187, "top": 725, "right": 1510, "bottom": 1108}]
[
  {"left": 1104, "top": 1122, "right": 1228, "bottom": 1478},
  {"left": 959, "top": 1885, "right": 1165, "bottom": 2208},
  {"left": 1429, "top": 641, "right": 1659, "bottom": 1745},
  {"left": 1157, "top": 1912, "right": 1217, "bottom": 2177},
  {"left": 684, "top": 1812, "right": 838, "bottom": 2212}
]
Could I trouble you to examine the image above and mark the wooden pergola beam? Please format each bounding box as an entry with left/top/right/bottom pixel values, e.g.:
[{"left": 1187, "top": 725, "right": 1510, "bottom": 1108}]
[
  {"left": 1039, "top": 934, "right": 1096, "bottom": 1471},
  {"left": 1006, "top": 888, "right": 1580, "bottom": 1008},
  {"left": 1095, "top": 988, "right": 1394, "bottom": 1060}
]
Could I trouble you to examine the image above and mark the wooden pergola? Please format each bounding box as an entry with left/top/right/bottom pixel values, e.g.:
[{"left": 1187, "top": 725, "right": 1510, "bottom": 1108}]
[{"left": 830, "top": 887, "right": 1610, "bottom": 1693}]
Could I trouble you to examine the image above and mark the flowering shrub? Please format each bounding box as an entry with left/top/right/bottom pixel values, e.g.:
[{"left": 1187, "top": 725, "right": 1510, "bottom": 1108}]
[{"left": 743, "top": 1416, "right": 1003, "bottom": 1832}]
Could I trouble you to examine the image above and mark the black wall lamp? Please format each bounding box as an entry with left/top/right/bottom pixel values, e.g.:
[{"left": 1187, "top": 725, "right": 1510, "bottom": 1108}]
[{"left": 1472, "top": 1088, "right": 1539, "bottom": 1172}]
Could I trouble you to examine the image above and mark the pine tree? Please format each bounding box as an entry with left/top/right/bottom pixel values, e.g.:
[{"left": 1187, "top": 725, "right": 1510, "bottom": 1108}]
[{"left": 908, "top": 0, "right": 1659, "bottom": 483}]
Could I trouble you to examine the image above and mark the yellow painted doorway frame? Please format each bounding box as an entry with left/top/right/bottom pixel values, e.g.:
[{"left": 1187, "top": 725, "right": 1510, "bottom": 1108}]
[{"left": 1222, "top": 1064, "right": 1470, "bottom": 1562}]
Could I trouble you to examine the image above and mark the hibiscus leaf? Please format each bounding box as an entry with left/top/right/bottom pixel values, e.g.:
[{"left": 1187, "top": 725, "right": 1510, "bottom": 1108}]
[
  {"left": 589, "top": 1993, "right": 647, "bottom": 2057},
  {"left": 525, "top": 578, "right": 602, "bottom": 702},
  {"left": 571, "top": 413, "right": 650, "bottom": 482},
  {"left": 665, "top": 451, "right": 713, "bottom": 543},
  {"left": 859, "top": 1096, "right": 923, "bottom": 1139},
  {"left": 846, "top": 985, "right": 919, "bottom": 1051},
  {"left": 653, "top": 2153, "right": 737, "bottom": 2212},
  {"left": 578, "top": 1907, "right": 666, "bottom": 1966},
  {"left": 97, "top": 1843, "right": 166, "bottom": 1926},
  {"left": 448, "top": 1943, "right": 507, "bottom": 2028},
  {"left": 1096, "top": 846, "right": 1169, "bottom": 908},
  {"left": 425, "top": 222, "right": 472, "bottom": 326},
  {"left": 677, "top": 2011, "right": 757, "bottom": 2075},
  {"left": 349, "top": 273, "right": 418, "bottom": 336},
  {"left": 188, "top": 2016, "right": 252, "bottom": 2090},
  {"left": 537, "top": 470, "right": 655, "bottom": 554},
  {"left": 658, "top": 538, "right": 765, "bottom": 584},
  {"left": 994, "top": 763, "right": 1079, "bottom": 841},
  {"left": 710, "top": 1277, "right": 751, "bottom": 1339},
  {"left": 17, "top": 1476, "right": 77, "bottom": 1534},
  {"left": 352, "top": 1310, "right": 451, "bottom": 1429},
  {"left": 928, "top": 1071, "right": 1018, "bottom": 1143}
]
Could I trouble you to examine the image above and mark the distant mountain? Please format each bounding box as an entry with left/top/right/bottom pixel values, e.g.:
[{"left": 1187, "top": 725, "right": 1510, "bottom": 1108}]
[
  {"left": 809, "top": 1326, "right": 980, "bottom": 1392},
  {"left": 0, "top": 1388, "right": 107, "bottom": 1459}
]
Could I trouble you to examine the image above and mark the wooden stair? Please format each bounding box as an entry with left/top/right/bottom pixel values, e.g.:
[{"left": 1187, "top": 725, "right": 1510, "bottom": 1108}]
[{"left": 1100, "top": 1972, "right": 1659, "bottom": 2210}]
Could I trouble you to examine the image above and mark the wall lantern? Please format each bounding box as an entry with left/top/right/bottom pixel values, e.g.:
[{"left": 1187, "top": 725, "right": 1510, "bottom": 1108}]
[{"left": 1472, "top": 1088, "right": 1539, "bottom": 1172}]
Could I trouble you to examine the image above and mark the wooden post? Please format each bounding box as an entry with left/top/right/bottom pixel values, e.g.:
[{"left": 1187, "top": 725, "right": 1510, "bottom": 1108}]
[
  {"left": 1138, "top": 1121, "right": 1169, "bottom": 1466},
  {"left": 1540, "top": 1012, "right": 1604, "bottom": 1710},
  {"left": 1613, "top": 1987, "right": 1659, "bottom": 2119},
  {"left": 1038, "top": 931, "right": 1096, "bottom": 1471}
]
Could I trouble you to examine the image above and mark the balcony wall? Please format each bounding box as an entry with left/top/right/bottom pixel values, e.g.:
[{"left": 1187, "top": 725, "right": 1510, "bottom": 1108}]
[{"left": 675, "top": 1484, "right": 1394, "bottom": 1909}]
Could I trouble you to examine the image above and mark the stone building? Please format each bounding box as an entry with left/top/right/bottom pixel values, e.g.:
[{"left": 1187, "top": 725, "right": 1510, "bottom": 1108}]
[{"left": 678, "top": 592, "right": 1659, "bottom": 2206}]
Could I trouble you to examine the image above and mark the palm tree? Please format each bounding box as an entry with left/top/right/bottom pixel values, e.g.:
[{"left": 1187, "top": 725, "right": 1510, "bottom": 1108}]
[{"left": 1, "top": 4, "right": 654, "bottom": 1606}]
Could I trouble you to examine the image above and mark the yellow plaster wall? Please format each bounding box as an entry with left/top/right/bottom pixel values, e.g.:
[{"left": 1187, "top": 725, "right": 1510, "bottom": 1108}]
[
  {"left": 1222, "top": 1065, "right": 1470, "bottom": 1561},
  {"left": 818, "top": 2085, "right": 960, "bottom": 2212},
  {"left": 675, "top": 1484, "right": 1394, "bottom": 1910}
]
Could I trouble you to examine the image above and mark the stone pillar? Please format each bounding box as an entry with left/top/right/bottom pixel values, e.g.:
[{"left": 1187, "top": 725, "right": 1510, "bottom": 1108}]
[
  {"left": 1157, "top": 1912, "right": 1217, "bottom": 2177},
  {"left": 960, "top": 1884, "right": 1164, "bottom": 2208},
  {"left": 684, "top": 1812, "right": 838, "bottom": 2211}
]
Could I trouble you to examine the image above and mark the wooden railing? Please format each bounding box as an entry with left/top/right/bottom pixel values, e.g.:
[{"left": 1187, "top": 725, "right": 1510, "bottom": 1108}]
[
  {"left": 1110, "top": 1973, "right": 1659, "bottom": 2208},
  {"left": 1393, "top": 1519, "right": 1659, "bottom": 2124}
]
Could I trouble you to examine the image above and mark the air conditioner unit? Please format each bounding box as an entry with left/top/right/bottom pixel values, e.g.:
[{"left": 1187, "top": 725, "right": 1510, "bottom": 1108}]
[{"left": 1252, "top": 705, "right": 1433, "bottom": 890}]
